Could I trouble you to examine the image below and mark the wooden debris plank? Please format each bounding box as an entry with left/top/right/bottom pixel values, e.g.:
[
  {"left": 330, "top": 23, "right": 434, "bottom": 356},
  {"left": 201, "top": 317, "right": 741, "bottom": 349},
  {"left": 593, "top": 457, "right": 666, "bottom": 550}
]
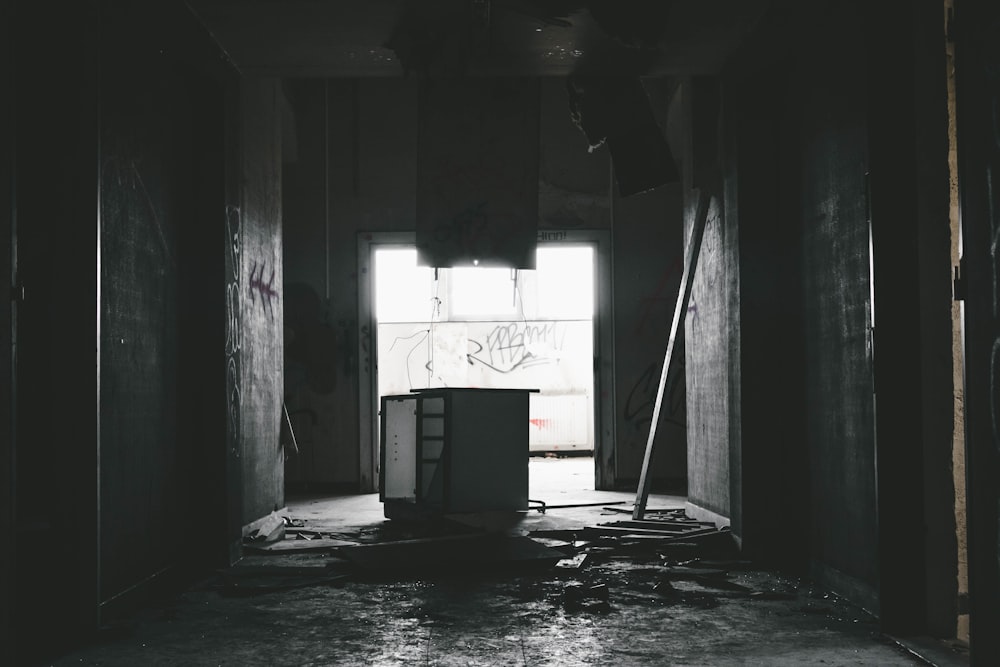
[
  {"left": 599, "top": 520, "right": 705, "bottom": 531},
  {"left": 587, "top": 526, "right": 721, "bottom": 539}
]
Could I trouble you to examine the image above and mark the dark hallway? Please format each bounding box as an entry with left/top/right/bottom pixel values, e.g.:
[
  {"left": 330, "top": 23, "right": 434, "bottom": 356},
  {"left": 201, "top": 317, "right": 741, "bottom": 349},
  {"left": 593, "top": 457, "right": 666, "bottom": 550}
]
[{"left": 2, "top": 0, "right": 997, "bottom": 665}]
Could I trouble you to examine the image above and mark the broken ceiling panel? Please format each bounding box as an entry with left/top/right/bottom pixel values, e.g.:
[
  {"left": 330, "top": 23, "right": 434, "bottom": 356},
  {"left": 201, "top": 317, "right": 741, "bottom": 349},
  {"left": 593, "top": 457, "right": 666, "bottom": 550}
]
[{"left": 568, "top": 75, "right": 678, "bottom": 196}]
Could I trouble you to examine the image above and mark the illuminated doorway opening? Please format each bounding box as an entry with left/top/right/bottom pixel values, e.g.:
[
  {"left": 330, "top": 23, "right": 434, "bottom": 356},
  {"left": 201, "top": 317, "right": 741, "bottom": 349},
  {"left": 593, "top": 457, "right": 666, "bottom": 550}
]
[{"left": 373, "top": 245, "right": 596, "bottom": 460}]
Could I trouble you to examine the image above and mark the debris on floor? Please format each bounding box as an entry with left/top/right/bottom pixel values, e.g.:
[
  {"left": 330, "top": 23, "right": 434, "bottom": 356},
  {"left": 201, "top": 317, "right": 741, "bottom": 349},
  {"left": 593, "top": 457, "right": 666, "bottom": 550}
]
[
  {"left": 54, "top": 492, "right": 919, "bottom": 666},
  {"left": 555, "top": 553, "right": 589, "bottom": 569},
  {"left": 528, "top": 499, "right": 627, "bottom": 513},
  {"left": 243, "top": 511, "right": 288, "bottom": 543},
  {"left": 221, "top": 502, "right": 749, "bottom": 612},
  {"left": 243, "top": 537, "right": 358, "bottom": 554},
  {"left": 562, "top": 582, "right": 611, "bottom": 612},
  {"left": 224, "top": 499, "right": 820, "bottom": 638}
]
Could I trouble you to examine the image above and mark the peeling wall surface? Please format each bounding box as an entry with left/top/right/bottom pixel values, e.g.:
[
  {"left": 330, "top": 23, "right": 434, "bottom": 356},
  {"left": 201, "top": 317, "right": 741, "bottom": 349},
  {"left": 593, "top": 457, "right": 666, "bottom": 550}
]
[{"left": 238, "top": 78, "right": 285, "bottom": 524}]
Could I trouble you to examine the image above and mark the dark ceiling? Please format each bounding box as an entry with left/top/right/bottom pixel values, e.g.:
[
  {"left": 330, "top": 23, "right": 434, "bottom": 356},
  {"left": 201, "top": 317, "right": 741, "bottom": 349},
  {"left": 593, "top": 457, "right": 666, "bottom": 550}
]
[{"left": 185, "top": 0, "right": 772, "bottom": 77}]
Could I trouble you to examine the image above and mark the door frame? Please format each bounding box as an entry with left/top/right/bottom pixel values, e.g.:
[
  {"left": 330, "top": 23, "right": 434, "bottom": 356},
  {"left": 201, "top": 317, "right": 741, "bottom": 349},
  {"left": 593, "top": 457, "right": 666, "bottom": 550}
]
[{"left": 357, "top": 229, "right": 615, "bottom": 492}]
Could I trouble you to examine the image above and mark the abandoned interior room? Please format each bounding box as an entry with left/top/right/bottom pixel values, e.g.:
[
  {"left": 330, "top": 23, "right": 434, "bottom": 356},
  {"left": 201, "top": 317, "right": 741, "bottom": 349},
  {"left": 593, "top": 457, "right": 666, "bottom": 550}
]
[{"left": 3, "top": 0, "right": 1000, "bottom": 664}]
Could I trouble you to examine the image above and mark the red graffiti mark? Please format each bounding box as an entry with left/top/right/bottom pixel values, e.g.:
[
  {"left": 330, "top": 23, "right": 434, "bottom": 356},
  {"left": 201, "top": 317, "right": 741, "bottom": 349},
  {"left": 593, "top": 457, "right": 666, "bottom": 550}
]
[
  {"left": 530, "top": 418, "right": 552, "bottom": 430},
  {"left": 249, "top": 260, "right": 279, "bottom": 314}
]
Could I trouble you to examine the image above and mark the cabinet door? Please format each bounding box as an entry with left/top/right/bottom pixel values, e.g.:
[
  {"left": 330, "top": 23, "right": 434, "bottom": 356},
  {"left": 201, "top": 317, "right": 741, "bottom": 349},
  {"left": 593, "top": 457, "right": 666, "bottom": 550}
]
[{"left": 382, "top": 398, "right": 417, "bottom": 502}]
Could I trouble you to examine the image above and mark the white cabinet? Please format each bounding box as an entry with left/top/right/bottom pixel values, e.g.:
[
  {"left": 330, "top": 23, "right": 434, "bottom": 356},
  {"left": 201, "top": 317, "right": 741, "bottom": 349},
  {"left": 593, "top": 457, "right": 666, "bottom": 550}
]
[{"left": 380, "top": 388, "right": 532, "bottom": 518}]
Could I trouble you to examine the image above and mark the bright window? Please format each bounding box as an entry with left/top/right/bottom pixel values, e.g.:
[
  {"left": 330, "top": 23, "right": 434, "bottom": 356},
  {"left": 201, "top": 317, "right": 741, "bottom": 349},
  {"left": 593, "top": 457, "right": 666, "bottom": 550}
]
[
  {"left": 449, "top": 267, "right": 518, "bottom": 317},
  {"left": 374, "top": 248, "right": 436, "bottom": 323},
  {"left": 537, "top": 246, "right": 593, "bottom": 318}
]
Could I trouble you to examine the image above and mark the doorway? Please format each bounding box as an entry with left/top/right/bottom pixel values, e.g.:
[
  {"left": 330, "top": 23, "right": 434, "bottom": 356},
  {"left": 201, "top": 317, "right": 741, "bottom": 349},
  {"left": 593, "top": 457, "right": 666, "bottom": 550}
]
[{"left": 357, "top": 230, "right": 614, "bottom": 493}]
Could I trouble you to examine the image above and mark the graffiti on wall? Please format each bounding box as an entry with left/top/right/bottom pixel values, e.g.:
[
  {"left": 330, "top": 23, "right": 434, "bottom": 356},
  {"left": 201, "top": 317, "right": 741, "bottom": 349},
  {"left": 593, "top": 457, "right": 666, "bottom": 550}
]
[
  {"left": 624, "top": 359, "right": 686, "bottom": 436},
  {"left": 225, "top": 205, "right": 242, "bottom": 452},
  {"left": 249, "top": 259, "right": 279, "bottom": 317},
  {"left": 622, "top": 254, "right": 687, "bottom": 447},
  {"left": 378, "top": 319, "right": 584, "bottom": 396},
  {"left": 466, "top": 321, "right": 565, "bottom": 374}
]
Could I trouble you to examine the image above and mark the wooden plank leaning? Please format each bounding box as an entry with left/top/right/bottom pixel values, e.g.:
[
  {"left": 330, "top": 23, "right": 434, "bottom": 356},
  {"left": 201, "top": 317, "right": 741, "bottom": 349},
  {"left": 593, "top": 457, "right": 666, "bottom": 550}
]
[{"left": 633, "top": 188, "right": 711, "bottom": 520}]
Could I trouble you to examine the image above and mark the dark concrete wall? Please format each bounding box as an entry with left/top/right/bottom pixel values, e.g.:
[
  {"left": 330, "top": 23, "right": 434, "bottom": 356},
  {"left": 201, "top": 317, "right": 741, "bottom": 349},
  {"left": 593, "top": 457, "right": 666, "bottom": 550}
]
[
  {"left": 97, "top": 1, "right": 236, "bottom": 603},
  {"left": 237, "top": 78, "right": 285, "bottom": 524},
  {"left": 689, "top": 1, "right": 957, "bottom": 631},
  {"left": 867, "top": 0, "right": 955, "bottom": 636},
  {"left": 11, "top": 4, "right": 253, "bottom": 657},
  {"left": 794, "top": 24, "right": 878, "bottom": 604},
  {"left": 721, "top": 66, "right": 809, "bottom": 564},
  {"left": 283, "top": 76, "right": 685, "bottom": 491},
  {"left": 681, "top": 0, "right": 880, "bottom": 598},
  {"left": 956, "top": 0, "right": 1000, "bottom": 657},
  {"left": 13, "top": 1, "right": 100, "bottom": 658},
  {"left": 99, "top": 20, "right": 185, "bottom": 602},
  {"left": 684, "top": 1, "right": 881, "bottom": 599},
  {"left": 0, "top": 0, "right": 13, "bottom": 659},
  {"left": 911, "top": 14, "right": 959, "bottom": 634}
]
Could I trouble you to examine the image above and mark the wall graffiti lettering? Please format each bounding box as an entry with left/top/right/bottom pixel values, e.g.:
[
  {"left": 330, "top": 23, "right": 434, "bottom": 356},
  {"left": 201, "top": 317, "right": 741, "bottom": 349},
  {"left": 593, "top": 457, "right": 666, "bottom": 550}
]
[
  {"left": 227, "top": 355, "right": 242, "bottom": 447},
  {"left": 249, "top": 259, "right": 279, "bottom": 316},
  {"left": 225, "top": 282, "right": 241, "bottom": 356},
  {"left": 225, "top": 205, "right": 243, "bottom": 454},
  {"left": 623, "top": 357, "right": 686, "bottom": 444},
  {"left": 623, "top": 251, "right": 687, "bottom": 448},
  {"left": 226, "top": 205, "right": 241, "bottom": 272},
  {"left": 466, "top": 321, "right": 564, "bottom": 374},
  {"left": 388, "top": 329, "right": 431, "bottom": 389}
]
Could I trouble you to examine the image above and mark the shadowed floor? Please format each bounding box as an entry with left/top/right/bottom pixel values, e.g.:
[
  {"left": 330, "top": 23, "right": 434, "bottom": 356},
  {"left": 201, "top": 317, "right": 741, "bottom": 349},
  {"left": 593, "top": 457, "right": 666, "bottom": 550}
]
[{"left": 48, "top": 458, "right": 932, "bottom": 666}]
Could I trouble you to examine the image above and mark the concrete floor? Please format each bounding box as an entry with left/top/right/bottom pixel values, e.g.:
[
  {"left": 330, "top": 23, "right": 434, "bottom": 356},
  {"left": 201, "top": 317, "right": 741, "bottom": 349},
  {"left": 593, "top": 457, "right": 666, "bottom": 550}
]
[{"left": 49, "top": 458, "right": 933, "bottom": 666}]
